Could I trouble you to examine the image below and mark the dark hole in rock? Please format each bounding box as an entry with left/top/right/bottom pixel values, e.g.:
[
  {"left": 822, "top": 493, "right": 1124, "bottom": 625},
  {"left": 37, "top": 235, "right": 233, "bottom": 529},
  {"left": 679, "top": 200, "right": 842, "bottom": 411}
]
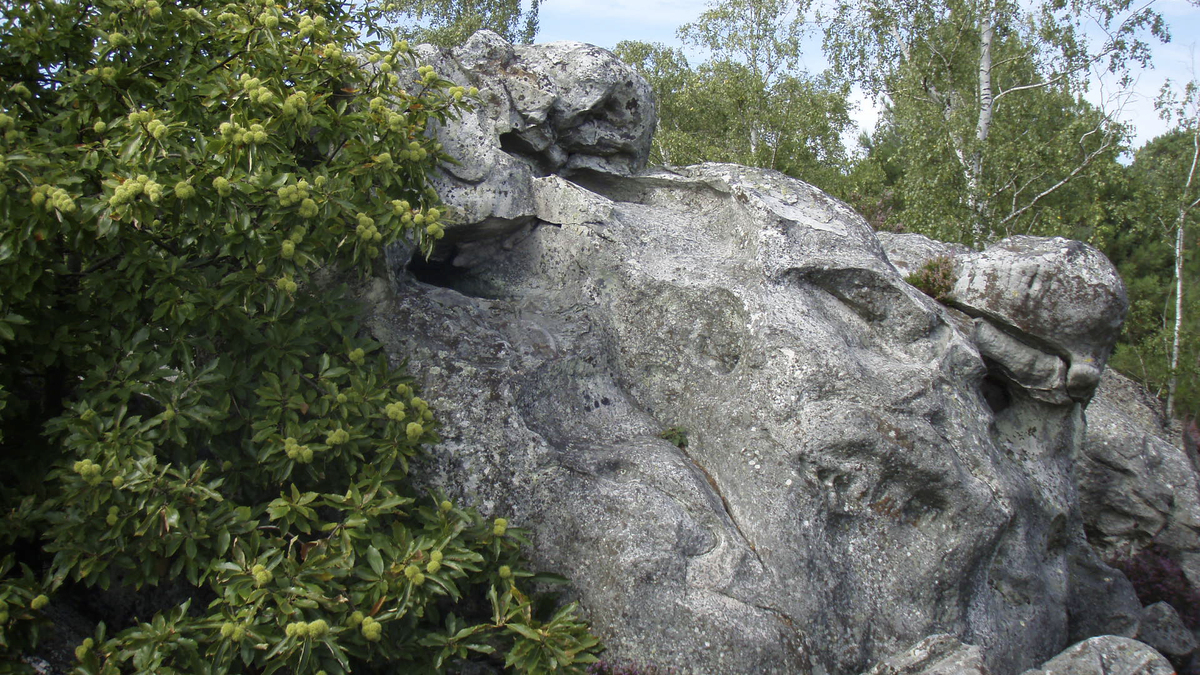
[
  {"left": 498, "top": 131, "right": 553, "bottom": 176},
  {"left": 981, "top": 367, "right": 1012, "bottom": 414},
  {"left": 407, "top": 247, "right": 465, "bottom": 289}
]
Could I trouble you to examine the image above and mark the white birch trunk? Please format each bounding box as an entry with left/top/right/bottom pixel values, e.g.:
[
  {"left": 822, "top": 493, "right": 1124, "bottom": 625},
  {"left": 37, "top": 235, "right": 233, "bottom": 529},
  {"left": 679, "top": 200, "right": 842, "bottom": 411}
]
[
  {"left": 1167, "top": 126, "right": 1200, "bottom": 419},
  {"left": 967, "top": 9, "right": 995, "bottom": 243},
  {"left": 1169, "top": 220, "right": 1184, "bottom": 418}
]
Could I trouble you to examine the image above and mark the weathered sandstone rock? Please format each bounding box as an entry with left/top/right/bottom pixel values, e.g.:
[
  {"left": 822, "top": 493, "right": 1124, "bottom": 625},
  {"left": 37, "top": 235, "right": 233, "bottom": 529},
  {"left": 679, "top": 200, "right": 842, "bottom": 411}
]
[
  {"left": 408, "top": 30, "right": 654, "bottom": 263},
  {"left": 949, "top": 236, "right": 1128, "bottom": 403},
  {"left": 877, "top": 233, "right": 1129, "bottom": 405},
  {"left": 1081, "top": 368, "right": 1200, "bottom": 584},
  {"left": 367, "top": 165, "right": 1136, "bottom": 674},
  {"left": 361, "top": 32, "right": 1153, "bottom": 675},
  {"left": 1020, "top": 636, "right": 1174, "bottom": 675},
  {"left": 1136, "top": 601, "right": 1197, "bottom": 662},
  {"left": 859, "top": 634, "right": 990, "bottom": 675}
]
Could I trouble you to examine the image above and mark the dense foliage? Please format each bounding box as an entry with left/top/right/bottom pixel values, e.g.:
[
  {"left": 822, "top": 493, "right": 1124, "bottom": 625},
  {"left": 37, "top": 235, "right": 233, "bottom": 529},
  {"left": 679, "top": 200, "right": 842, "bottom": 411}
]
[
  {"left": 904, "top": 256, "right": 956, "bottom": 303},
  {"left": 823, "top": 0, "right": 1163, "bottom": 246},
  {"left": 0, "top": 0, "right": 599, "bottom": 672},
  {"left": 613, "top": 0, "right": 851, "bottom": 189},
  {"left": 1101, "top": 125, "right": 1200, "bottom": 420},
  {"left": 381, "top": 0, "right": 538, "bottom": 47}
]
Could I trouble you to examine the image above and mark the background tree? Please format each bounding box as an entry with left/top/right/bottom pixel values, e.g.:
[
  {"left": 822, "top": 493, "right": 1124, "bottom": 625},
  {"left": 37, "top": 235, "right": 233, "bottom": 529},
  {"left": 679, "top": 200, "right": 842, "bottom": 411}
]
[
  {"left": 849, "top": 75, "right": 1129, "bottom": 243},
  {"left": 823, "top": 0, "right": 1167, "bottom": 245},
  {"left": 1156, "top": 77, "right": 1200, "bottom": 419},
  {"left": 0, "top": 0, "right": 596, "bottom": 672},
  {"left": 677, "top": 0, "right": 805, "bottom": 159},
  {"left": 1102, "top": 83, "right": 1200, "bottom": 421},
  {"left": 382, "top": 0, "right": 539, "bottom": 47},
  {"left": 615, "top": 0, "right": 852, "bottom": 189}
]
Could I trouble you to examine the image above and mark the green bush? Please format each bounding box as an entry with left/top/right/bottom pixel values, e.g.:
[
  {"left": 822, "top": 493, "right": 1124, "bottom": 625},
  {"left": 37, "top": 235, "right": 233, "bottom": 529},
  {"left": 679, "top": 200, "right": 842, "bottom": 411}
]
[
  {"left": 905, "top": 255, "right": 956, "bottom": 302},
  {"left": 0, "top": 0, "right": 599, "bottom": 672}
]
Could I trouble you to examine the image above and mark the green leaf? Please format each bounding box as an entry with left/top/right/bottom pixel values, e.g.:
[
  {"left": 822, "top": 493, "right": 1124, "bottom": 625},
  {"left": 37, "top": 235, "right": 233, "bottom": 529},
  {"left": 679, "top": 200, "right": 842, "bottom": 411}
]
[
  {"left": 366, "top": 546, "right": 384, "bottom": 576},
  {"left": 506, "top": 622, "right": 542, "bottom": 641}
]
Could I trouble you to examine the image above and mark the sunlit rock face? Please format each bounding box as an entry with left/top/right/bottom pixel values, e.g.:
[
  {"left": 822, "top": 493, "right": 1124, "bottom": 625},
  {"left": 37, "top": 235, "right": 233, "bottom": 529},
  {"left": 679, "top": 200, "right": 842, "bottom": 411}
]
[
  {"left": 877, "top": 232, "right": 1128, "bottom": 406},
  {"left": 407, "top": 30, "right": 656, "bottom": 266},
  {"left": 364, "top": 32, "right": 1145, "bottom": 675}
]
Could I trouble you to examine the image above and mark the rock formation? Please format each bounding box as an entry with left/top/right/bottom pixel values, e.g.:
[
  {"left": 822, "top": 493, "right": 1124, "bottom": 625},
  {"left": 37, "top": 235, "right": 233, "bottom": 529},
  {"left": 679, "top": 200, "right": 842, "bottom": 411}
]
[
  {"left": 362, "top": 32, "right": 1197, "bottom": 675},
  {"left": 1019, "top": 636, "right": 1175, "bottom": 675},
  {"left": 1081, "top": 368, "right": 1200, "bottom": 578}
]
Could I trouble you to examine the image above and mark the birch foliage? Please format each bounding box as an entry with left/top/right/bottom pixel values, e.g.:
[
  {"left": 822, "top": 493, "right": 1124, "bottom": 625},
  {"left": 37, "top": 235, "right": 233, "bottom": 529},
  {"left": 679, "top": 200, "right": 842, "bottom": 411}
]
[{"left": 824, "top": 0, "right": 1166, "bottom": 245}]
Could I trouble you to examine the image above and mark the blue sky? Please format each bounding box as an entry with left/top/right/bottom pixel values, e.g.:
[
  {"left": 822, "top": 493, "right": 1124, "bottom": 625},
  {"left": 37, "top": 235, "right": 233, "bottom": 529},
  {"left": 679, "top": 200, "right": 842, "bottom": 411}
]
[{"left": 535, "top": 0, "right": 1200, "bottom": 152}]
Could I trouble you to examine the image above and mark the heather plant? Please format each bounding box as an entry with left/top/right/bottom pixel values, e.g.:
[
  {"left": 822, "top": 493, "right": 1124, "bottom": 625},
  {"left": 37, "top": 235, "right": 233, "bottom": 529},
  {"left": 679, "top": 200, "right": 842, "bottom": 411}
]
[
  {"left": 0, "top": 0, "right": 599, "bottom": 672},
  {"left": 1111, "top": 545, "right": 1200, "bottom": 629},
  {"left": 905, "top": 255, "right": 956, "bottom": 302}
]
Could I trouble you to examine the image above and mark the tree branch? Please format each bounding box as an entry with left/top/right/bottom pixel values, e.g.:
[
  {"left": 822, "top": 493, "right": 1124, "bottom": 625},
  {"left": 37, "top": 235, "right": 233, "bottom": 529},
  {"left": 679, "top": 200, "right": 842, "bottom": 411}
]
[{"left": 999, "top": 123, "right": 1115, "bottom": 227}]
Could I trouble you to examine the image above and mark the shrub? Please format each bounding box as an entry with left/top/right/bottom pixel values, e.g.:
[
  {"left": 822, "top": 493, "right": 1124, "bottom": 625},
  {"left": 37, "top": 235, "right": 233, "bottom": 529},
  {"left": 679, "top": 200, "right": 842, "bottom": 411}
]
[
  {"left": 658, "top": 426, "right": 689, "bottom": 450},
  {"left": 0, "top": 0, "right": 599, "bottom": 672},
  {"left": 1110, "top": 545, "right": 1200, "bottom": 629},
  {"left": 904, "top": 255, "right": 956, "bottom": 302}
]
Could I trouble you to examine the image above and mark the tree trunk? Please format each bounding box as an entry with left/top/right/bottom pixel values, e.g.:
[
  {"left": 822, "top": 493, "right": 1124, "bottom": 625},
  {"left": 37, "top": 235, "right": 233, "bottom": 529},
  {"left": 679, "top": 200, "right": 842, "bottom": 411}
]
[
  {"left": 1169, "top": 219, "right": 1184, "bottom": 419},
  {"left": 1167, "top": 126, "right": 1200, "bottom": 419},
  {"left": 967, "top": 8, "right": 995, "bottom": 244}
]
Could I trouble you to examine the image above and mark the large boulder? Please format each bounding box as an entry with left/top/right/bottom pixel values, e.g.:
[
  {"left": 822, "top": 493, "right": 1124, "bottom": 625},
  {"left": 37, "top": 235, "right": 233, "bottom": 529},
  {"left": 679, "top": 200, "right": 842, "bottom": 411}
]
[
  {"left": 1135, "top": 601, "right": 1198, "bottom": 664},
  {"left": 366, "top": 160, "right": 1136, "bottom": 673},
  {"left": 877, "top": 233, "right": 1129, "bottom": 406},
  {"left": 878, "top": 235, "right": 1200, "bottom": 620},
  {"left": 1020, "top": 636, "right": 1174, "bottom": 675},
  {"left": 1080, "top": 368, "right": 1200, "bottom": 582},
  {"left": 949, "top": 236, "right": 1128, "bottom": 403},
  {"left": 356, "top": 33, "right": 1155, "bottom": 674},
  {"left": 407, "top": 31, "right": 655, "bottom": 264},
  {"left": 866, "top": 634, "right": 1177, "bottom": 675}
]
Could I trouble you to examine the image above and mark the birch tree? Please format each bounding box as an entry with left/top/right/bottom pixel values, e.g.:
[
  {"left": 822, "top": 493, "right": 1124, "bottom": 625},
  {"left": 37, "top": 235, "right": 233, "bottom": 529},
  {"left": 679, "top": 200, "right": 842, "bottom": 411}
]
[
  {"left": 1154, "top": 77, "right": 1200, "bottom": 418},
  {"left": 824, "top": 0, "right": 1167, "bottom": 245},
  {"left": 615, "top": 0, "right": 853, "bottom": 187}
]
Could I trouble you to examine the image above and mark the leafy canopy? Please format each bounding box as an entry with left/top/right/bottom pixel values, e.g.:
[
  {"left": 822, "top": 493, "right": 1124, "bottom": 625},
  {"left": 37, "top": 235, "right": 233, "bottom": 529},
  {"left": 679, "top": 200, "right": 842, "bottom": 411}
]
[
  {"left": 823, "top": 0, "right": 1164, "bottom": 245},
  {"left": 380, "top": 0, "right": 539, "bottom": 47},
  {"left": 0, "top": 0, "right": 598, "bottom": 672},
  {"left": 614, "top": 0, "right": 851, "bottom": 186}
]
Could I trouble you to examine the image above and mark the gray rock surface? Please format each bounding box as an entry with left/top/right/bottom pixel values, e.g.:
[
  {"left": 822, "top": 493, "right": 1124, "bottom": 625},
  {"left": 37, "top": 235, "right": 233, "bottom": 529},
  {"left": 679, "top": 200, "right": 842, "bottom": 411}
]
[
  {"left": 1081, "top": 368, "right": 1200, "bottom": 584},
  {"left": 949, "top": 236, "right": 1128, "bottom": 403},
  {"left": 409, "top": 31, "right": 655, "bottom": 260},
  {"left": 355, "top": 34, "right": 1160, "bottom": 674},
  {"left": 877, "top": 234, "right": 1129, "bottom": 405},
  {"left": 1064, "top": 547, "right": 1143, "bottom": 642},
  {"left": 877, "top": 235, "right": 1200, "bottom": 609},
  {"left": 875, "top": 232, "right": 971, "bottom": 279},
  {"left": 367, "top": 160, "right": 1137, "bottom": 673},
  {"left": 1020, "top": 636, "right": 1174, "bottom": 675},
  {"left": 859, "top": 634, "right": 991, "bottom": 675},
  {"left": 1136, "top": 601, "right": 1197, "bottom": 661}
]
